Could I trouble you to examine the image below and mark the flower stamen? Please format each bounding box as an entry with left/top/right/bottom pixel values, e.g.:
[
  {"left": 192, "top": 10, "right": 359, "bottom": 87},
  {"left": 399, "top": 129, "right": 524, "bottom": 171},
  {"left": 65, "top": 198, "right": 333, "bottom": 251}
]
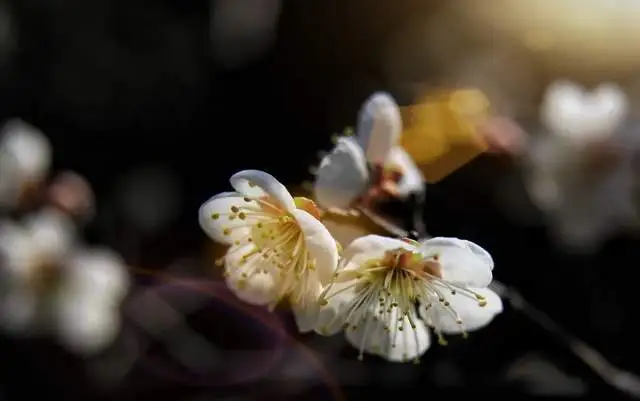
[
  {"left": 320, "top": 246, "right": 491, "bottom": 359},
  {"left": 216, "top": 194, "right": 321, "bottom": 310}
]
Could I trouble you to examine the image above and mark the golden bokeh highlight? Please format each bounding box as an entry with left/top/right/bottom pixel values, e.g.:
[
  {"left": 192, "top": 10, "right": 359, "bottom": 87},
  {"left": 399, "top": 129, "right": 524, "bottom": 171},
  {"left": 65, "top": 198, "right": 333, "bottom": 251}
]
[{"left": 400, "top": 88, "right": 491, "bottom": 183}]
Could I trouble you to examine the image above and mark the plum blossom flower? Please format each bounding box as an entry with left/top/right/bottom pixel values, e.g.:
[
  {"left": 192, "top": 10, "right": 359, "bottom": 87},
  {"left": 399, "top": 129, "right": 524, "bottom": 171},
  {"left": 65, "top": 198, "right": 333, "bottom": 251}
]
[
  {"left": 313, "top": 92, "right": 425, "bottom": 211},
  {"left": 314, "top": 235, "right": 502, "bottom": 362},
  {"left": 198, "top": 170, "right": 339, "bottom": 330},
  {"left": 0, "top": 208, "right": 130, "bottom": 355},
  {"left": 0, "top": 119, "right": 52, "bottom": 211},
  {"left": 524, "top": 80, "right": 636, "bottom": 251}
]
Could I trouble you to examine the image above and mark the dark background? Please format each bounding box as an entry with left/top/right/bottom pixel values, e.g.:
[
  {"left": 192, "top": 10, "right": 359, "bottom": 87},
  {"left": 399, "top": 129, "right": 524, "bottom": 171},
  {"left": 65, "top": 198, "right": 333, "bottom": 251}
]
[{"left": 0, "top": 0, "right": 637, "bottom": 400}]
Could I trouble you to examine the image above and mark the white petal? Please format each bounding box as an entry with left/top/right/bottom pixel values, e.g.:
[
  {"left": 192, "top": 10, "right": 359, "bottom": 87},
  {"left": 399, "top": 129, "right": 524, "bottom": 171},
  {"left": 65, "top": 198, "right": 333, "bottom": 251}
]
[
  {"left": 420, "top": 237, "right": 493, "bottom": 287},
  {"left": 0, "top": 220, "right": 39, "bottom": 280},
  {"left": 385, "top": 147, "right": 425, "bottom": 197},
  {"left": 23, "top": 208, "right": 75, "bottom": 261},
  {"left": 55, "top": 296, "right": 120, "bottom": 355},
  {"left": 293, "top": 209, "right": 339, "bottom": 285},
  {"left": 356, "top": 92, "right": 402, "bottom": 164},
  {"left": 0, "top": 119, "right": 52, "bottom": 183},
  {"left": 63, "top": 247, "right": 130, "bottom": 302},
  {"left": 345, "top": 308, "right": 431, "bottom": 363},
  {"left": 419, "top": 287, "right": 503, "bottom": 334},
  {"left": 459, "top": 239, "right": 494, "bottom": 271},
  {"left": 224, "top": 244, "right": 279, "bottom": 306},
  {"left": 343, "top": 235, "right": 414, "bottom": 267},
  {"left": 314, "top": 282, "right": 358, "bottom": 336},
  {"left": 313, "top": 137, "right": 369, "bottom": 209},
  {"left": 292, "top": 283, "right": 323, "bottom": 334},
  {"left": 198, "top": 192, "right": 251, "bottom": 245},
  {"left": 230, "top": 170, "right": 296, "bottom": 212}
]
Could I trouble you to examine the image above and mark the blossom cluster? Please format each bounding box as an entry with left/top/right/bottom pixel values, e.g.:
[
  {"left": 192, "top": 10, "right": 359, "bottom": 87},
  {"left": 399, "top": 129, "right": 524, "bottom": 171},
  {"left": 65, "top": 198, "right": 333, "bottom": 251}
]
[
  {"left": 199, "top": 93, "right": 504, "bottom": 362},
  {"left": 0, "top": 119, "right": 130, "bottom": 356}
]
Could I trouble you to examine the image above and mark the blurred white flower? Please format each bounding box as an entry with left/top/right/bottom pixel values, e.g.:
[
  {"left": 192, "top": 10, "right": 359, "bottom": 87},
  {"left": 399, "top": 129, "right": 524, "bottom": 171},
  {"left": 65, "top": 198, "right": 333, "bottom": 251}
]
[
  {"left": 0, "top": 208, "right": 130, "bottom": 355},
  {"left": 54, "top": 247, "right": 130, "bottom": 355},
  {"left": 541, "top": 80, "right": 628, "bottom": 143},
  {"left": 524, "top": 80, "right": 636, "bottom": 251},
  {"left": 199, "top": 169, "right": 339, "bottom": 331},
  {"left": 314, "top": 235, "right": 502, "bottom": 362},
  {"left": 0, "top": 119, "right": 52, "bottom": 210},
  {"left": 314, "top": 92, "right": 425, "bottom": 211}
]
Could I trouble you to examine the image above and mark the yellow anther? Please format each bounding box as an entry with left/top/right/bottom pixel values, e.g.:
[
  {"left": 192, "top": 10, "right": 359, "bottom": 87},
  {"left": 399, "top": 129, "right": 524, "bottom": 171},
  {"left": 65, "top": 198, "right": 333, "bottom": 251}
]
[
  {"left": 343, "top": 126, "right": 354, "bottom": 136},
  {"left": 211, "top": 213, "right": 220, "bottom": 220},
  {"left": 223, "top": 228, "right": 231, "bottom": 236},
  {"left": 230, "top": 206, "right": 239, "bottom": 213},
  {"left": 238, "top": 212, "right": 246, "bottom": 220}
]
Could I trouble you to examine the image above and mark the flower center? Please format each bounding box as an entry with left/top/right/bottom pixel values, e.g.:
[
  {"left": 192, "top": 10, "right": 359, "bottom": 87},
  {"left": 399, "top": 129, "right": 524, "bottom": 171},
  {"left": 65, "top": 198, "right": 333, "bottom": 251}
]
[
  {"left": 215, "top": 195, "right": 319, "bottom": 308},
  {"left": 319, "top": 244, "right": 488, "bottom": 361}
]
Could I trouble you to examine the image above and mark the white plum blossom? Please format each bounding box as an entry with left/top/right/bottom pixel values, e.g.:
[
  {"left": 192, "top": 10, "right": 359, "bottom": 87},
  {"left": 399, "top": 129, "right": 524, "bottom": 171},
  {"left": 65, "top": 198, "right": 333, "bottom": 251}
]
[
  {"left": 0, "top": 119, "right": 52, "bottom": 210},
  {"left": 313, "top": 92, "right": 425, "bottom": 211},
  {"left": 198, "top": 169, "right": 340, "bottom": 331},
  {"left": 524, "top": 80, "right": 636, "bottom": 251},
  {"left": 0, "top": 208, "right": 130, "bottom": 355},
  {"left": 314, "top": 235, "right": 502, "bottom": 362}
]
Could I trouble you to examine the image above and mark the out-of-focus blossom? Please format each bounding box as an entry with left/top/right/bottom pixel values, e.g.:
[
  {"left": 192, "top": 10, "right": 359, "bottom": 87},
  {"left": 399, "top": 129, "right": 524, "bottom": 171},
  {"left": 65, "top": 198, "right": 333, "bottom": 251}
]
[
  {"left": 47, "top": 171, "right": 95, "bottom": 222},
  {"left": 314, "top": 235, "right": 502, "bottom": 362},
  {"left": 54, "top": 247, "right": 130, "bottom": 355},
  {"left": 0, "top": 208, "right": 130, "bottom": 355},
  {"left": 524, "top": 80, "right": 636, "bottom": 251},
  {"left": 210, "top": 0, "right": 281, "bottom": 69},
  {"left": 314, "top": 92, "right": 425, "bottom": 211},
  {"left": 198, "top": 169, "right": 339, "bottom": 331},
  {"left": 0, "top": 119, "right": 52, "bottom": 211}
]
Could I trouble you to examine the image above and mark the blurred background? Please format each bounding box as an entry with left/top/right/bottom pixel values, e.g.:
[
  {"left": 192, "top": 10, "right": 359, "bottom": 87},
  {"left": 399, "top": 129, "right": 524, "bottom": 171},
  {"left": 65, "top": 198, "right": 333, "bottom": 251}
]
[{"left": 2, "top": 0, "right": 640, "bottom": 399}]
